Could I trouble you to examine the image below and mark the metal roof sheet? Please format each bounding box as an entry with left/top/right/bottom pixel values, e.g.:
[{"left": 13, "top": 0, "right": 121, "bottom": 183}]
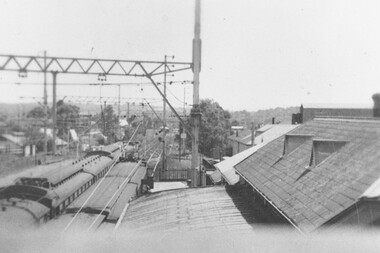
[{"left": 120, "top": 186, "right": 274, "bottom": 232}]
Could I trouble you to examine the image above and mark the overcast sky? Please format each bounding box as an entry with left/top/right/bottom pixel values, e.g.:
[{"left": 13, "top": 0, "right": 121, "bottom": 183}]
[{"left": 0, "top": 0, "right": 380, "bottom": 111}]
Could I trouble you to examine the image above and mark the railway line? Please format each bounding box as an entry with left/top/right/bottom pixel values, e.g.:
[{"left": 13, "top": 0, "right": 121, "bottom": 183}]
[
  {"left": 0, "top": 142, "right": 124, "bottom": 228},
  {"left": 0, "top": 123, "right": 162, "bottom": 230}
]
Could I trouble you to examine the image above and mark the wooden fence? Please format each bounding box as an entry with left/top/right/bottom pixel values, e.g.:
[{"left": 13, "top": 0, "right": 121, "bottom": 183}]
[{"left": 159, "top": 169, "right": 189, "bottom": 181}]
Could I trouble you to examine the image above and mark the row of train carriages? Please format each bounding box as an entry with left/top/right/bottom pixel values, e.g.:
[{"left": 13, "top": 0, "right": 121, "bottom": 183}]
[{"left": 0, "top": 142, "right": 150, "bottom": 230}]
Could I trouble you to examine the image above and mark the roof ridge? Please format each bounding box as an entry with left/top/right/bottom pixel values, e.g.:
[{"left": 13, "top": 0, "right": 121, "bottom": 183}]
[{"left": 314, "top": 117, "right": 380, "bottom": 124}]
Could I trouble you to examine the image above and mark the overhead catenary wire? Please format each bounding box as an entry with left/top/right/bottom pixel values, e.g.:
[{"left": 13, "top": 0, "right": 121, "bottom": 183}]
[
  {"left": 62, "top": 121, "right": 142, "bottom": 232},
  {"left": 0, "top": 80, "right": 192, "bottom": 86},
  {"left": 113, "top": 148, "right": 161, "bottom": 232},
  {"left": 86, "top": 160, "right": 143, "bottom": 231},
  {"left": 88, "top": 144, "right": 160, "bottom": 231}
]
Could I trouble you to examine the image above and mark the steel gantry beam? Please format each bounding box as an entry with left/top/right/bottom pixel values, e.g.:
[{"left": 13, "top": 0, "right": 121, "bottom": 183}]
[
  {"left": 0, "top": 54, "right": 192, "bottom": 77},
  {"left": 0, "top": 53, "right": 193, "bottom": 155}
]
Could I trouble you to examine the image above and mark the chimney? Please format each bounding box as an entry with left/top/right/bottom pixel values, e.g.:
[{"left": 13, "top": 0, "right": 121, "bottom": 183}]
[{"left": 373, "top": 93, "right": 380, "bottom": 117}]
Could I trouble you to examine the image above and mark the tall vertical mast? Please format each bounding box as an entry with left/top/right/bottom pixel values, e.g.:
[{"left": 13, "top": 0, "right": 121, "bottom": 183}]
[
  {"left": 43, "top": 51, "right": 48, "bottom": 154},
  {"left": 162, "top": 56, "right": 168, "bottom": 174},
  {"left": 191, "top": 0, "right": 201, "bottom": 187}
]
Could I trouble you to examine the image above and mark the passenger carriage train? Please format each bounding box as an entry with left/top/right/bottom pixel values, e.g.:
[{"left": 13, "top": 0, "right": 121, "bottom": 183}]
[{"left": 0, "top": 142, "right": 138, "bottom": 228}]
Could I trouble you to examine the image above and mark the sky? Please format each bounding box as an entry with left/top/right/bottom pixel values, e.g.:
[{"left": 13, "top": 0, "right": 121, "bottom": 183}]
[{"left": 0, "top": 0, "right": 380, "bottom": 111}]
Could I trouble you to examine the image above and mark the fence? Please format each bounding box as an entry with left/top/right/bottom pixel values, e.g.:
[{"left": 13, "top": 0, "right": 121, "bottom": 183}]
[{"left": 159, "top": 169, "right": 189, "bottom": 181}]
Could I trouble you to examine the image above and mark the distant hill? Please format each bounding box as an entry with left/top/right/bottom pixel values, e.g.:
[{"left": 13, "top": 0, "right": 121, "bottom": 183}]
[
  {"left": 230, "top": 106, "right": 300, "bottom": 127},
  {"left": 0, "top": 102, "right": 186, "bottom": 121}
]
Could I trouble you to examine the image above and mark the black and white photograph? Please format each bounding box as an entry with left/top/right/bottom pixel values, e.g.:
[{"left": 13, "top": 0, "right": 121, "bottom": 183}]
[{"left": 1, "top": 0, "right": 380, "bottom": 252}]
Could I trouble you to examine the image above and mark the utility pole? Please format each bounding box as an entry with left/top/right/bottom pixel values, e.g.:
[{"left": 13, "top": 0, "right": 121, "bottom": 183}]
[
  {"left": 103, "top": 101, "right": 107, "bottom": 135},
  {"left": 162, "top": 55, "right": 174, "bottom": 174},
  {"left": 127, "top": 102, "right": 130, "bottom": 120},
  {"left": 162, "top": 56, "right": 167, "bottom": 175},
  {"left": 52, "top": 72, "right": 57, "bottom": 155},
  {"left": 43, "top": 51, "right": 48, "bottom": 154},
  {"left": 191, "top": 0, "right": 202, "bottom": 187},
  {"left": 118, "top": 84, "right": 121, "bottom": 138},
  {"left": 118, "top": 84, "right": 121, "bottom": 118}
]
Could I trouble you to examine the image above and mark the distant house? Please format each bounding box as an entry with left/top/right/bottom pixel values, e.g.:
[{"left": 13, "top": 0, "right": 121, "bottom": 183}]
[
  {"left": 0, "top": 132, "right": 35, "bottom": 156},
  {"left": 0, "top": 133, "right": 25, "bottom": 155},
  {"left": 234, "top": 117, "right": 380, "bottom": 233},
  {"left": 292, "top": 103, "right": 373, "bottom": 124},
  {"left": 40, "top": 128, "right": 68, "bottom": 148},
  {"left": 213, "top": 124, "right": 298, "bottom": 185},
  {"left": 228, "top": 128, "right": 252, "bottom": 155}
]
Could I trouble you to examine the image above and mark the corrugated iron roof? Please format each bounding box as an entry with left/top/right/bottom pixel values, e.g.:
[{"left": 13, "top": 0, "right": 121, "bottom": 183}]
[
  {"left": 120, "top": 186, "right": 277, "bottom": 232},
  {"left": 235, "top": 118, "right": 380, "bottom": 233}
]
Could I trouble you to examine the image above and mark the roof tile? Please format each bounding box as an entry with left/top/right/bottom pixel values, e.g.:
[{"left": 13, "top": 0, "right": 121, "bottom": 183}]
[{"left": 235, "top": 118, "right": 380, "bottom": 232}]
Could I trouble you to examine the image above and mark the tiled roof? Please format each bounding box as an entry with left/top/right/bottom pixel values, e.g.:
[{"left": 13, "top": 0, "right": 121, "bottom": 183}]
[
  {"left": 303, "top": 103, "right": 371, "bottom": 109},
  {"left": 216, "top": 124, "right": 298, "bottom": 184},
  {"left": 235, "top": 118, "right": 380, "bottom": 233}
]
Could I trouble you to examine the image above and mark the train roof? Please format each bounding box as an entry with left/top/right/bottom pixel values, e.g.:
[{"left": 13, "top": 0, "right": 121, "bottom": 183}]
[
  {"left": 67, "top": 177, "right": 128, "bottom": 215},
  {"left": 82, "top": 156, "right": 114, "bottom": 176},
  {"left": 130, "top": 166, "right": 147, "bottom": 185},
  {"left": 107, "top": 183, "right": 138, "bottom": 222},
  {"left": 0, "top": 199, "right": 50, "bottom": 228},
  {"left": 53, "top": 173, "right": 94, "bottom": 206},
  {"left": 0, "top": 185, "right": 58, "bottom": 207},
  {"left": 43, "top": 213, "right": 106, "bottom": 232},
  {"left": 106, "top": 162, "right": 139, "bottom": 178}
]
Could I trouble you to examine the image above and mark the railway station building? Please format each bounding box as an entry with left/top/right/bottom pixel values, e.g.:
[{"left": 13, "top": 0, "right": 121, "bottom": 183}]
[{"left": 234, "top": 117, "right": 380, "bottom": 233}]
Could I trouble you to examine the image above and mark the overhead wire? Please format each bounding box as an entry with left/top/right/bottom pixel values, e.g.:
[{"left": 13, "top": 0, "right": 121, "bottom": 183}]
[
  {"left": 87, "top": 160, "right": 143, "bottom": 231},
  {"left": 0, "top": 80, "right": 192, "bottom": 86},
  {"left": 87, "top": 142, "right": 161, "bottom": 231},
  {"left": 62, "top": 121, "right": 142, "bottom": 232},
  {"left": 113, "top": 147, "right": 161, "bottom": 231}
]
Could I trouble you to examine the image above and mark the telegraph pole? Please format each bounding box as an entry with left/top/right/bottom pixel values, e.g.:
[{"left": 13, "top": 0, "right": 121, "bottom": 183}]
[
  {"left": 118, "top": 84, "right": 121, "bottom": 118},
  {"left": 162, "top": 56, "right": 167, "bottom": 174},
  {"left": 43, "top": 51, "right": 48, "bottom": 154},
  {"left": 162, "top": 55, "right": 174, "bottom": 174},
  {"left": 191, "top": 0, "right": 202, "bottom": 187},
  {"left": 52, "top": 71, "right": 57, "bottom": 155}
]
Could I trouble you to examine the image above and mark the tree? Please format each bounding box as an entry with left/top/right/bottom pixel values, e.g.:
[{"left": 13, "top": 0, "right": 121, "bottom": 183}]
[
  {"left": 27, "top": 100, "right": 80, "bottom": 136},
  {"left": 27, "top": 106, "right": 48, "bottom": 119},
  {"left": 56, "top": 100, "right": 80, "bottom": 136},
  {"left": 96, "top": 105, "right": 119, "bottom": 143},
  {"left": 186, "top": 99, "right": 231, "bottom": 157},
  {"left": 231, "top": 119, "right": 240, "bottom": 126}
]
